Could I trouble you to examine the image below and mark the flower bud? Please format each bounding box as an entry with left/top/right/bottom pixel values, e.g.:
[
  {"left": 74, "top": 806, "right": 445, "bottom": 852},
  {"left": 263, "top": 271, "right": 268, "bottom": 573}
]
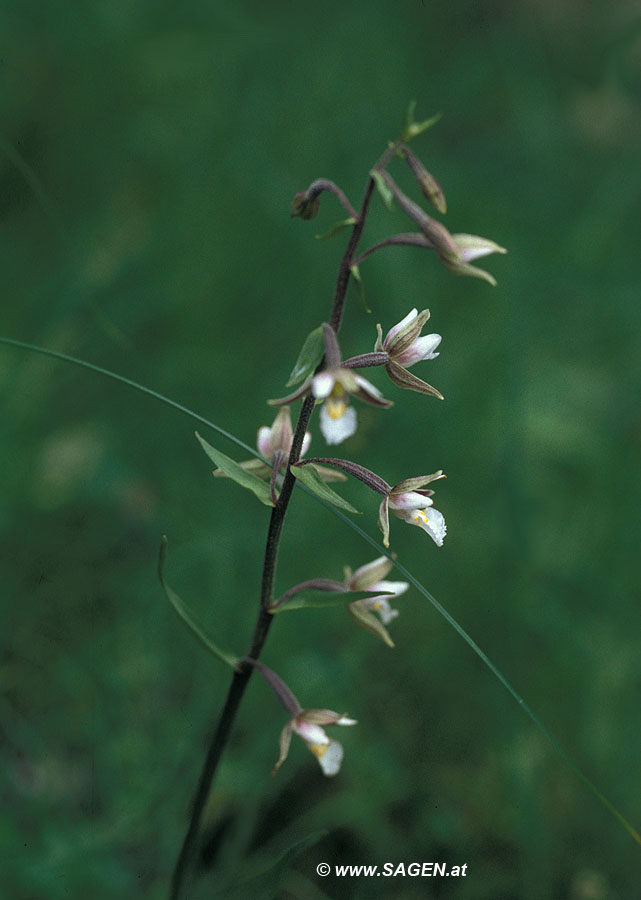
[
  {"left": 290, "top": 190, "right": 320, "bottom": 220},
  {"left": 402, "top": 148, "right": 447, "bottom": 214}
]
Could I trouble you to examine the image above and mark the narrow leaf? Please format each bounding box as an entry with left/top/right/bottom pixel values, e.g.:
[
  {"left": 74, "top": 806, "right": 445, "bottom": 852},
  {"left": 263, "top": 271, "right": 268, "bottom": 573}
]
[
  {"left": 292, "top": 463, "right": 360, "bottom": 514},
  {"left": 158, "top": 537, "right": 239, "bottom": 670},
  {"left": 285, "top": 325, "right": 325, "bottom": 387},
  {"left": 271, "top": 588, "right": 395, "bottom": 614},
  {"left": 196, "top": 432, "right": 274, "bottom": 507},
  {"left": 315, "top": 216, "right": 357, "bottom": 240},
  {"left": 370, "top": 169, "right": 394, "bottom": 210}
]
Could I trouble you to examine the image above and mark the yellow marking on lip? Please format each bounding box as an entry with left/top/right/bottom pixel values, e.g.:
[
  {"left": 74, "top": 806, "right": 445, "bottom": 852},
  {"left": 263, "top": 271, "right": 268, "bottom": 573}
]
[
  {"left": 327, "top": 398, "right": 348, "bottom": 419},
  {"left": 413, "top": 509, "right": 429, "bottom": 524},
  {"left": 309, "top": 743, "right": 328, "bottom": 759}
]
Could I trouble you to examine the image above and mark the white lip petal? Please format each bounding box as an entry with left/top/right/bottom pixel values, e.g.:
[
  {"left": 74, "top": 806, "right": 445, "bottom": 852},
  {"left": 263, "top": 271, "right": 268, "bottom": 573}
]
[
  {"left": 320, "top": 403, "right": 357, "bottom": 445},
  {"left": 316, "top": 739, "right": 344, "bottom": 776},
  {"left": 311, "top": 371, "right": 336, "bottom": 399},
  {"left": 412, "top": 507, "right": 447, "bottom": 546},
  {"left": 362, "top": 594, "right": 400, "bottom": 625}
]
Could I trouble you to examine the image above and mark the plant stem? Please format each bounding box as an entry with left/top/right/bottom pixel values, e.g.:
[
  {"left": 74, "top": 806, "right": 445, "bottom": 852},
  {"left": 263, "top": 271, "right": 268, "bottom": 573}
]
[{"left": 169, "top": 146, "right": 395, "bottom": 899}]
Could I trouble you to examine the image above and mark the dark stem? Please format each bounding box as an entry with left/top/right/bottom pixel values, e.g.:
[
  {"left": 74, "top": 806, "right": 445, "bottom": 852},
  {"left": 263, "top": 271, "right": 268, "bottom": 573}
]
[{"left": 169, "top": 142, "right": 396, "bottom": 900}]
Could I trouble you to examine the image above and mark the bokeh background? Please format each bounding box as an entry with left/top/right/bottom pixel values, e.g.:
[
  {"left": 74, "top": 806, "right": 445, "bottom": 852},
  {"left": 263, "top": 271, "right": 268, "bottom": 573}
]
[{"left": 2, "top": 1, "right": 641, "bottom": 898}]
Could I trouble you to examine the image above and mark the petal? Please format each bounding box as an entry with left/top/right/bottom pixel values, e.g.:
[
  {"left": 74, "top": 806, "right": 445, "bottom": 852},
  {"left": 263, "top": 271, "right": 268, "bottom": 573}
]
[
  {"left": 395, "top": 333, "right": 442, "bottom": 367},
  {"left": 369, "top": 579, "right": 409, "bottom": 598},
  {"left": 300, "top": 708, "right": 355, "bottom": 726},
  {"left": 350, "top": 556, "right": 393, "bottom": 590},
  {"left": 312, "top": 371, "right": 336, "bottom": 399},
  {"left": 384, "top": 308, "right": 417, "bottom": 345},
  {"left": 388, "top": 490, "right": 434, "bottom": 511},
  {"left": 451, "top": 233, "right": 507, "bottom": 262},
  {"left": 361, "top": 594, "right": 400, "bottom": 625},
  {"left": 294, "top": 719, "right": 330, "bottom": 745},
  {"left": 269, "top": 406, "right": 293, "bottom": 453},
  {"left": 313, "top": 739, "right": 344, "bottom": 776},
  {"left": 353, "top": 374, "right": 394, "bottom": 408},
  {"left": 257, "top": 426, "right": 273, "bottom": 458},
  {"left": 418, "top": 506, "right": 446, "bottom": 546},
  {"left": 320, "top": 403, "right": 357, "bottom": 445},
  {"left": 398, "top": 506, "right": 447, "bottom": 546},
  {"left": 300, "top": 431, "right": 312, "bottom": 458}
]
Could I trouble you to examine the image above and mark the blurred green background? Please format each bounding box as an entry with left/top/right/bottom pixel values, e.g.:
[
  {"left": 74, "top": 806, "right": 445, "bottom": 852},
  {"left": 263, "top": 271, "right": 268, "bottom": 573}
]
[{"left": 2, "top": 1, "right": 640, "bottom": 898}]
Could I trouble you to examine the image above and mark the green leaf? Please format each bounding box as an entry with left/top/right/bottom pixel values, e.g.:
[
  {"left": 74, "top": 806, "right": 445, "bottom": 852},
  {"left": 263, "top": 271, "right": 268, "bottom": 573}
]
[
  {"left": 348, "top": 600, "right": 395, "bottom": 648},
  {"left": 370, "top": 169, "right": 393, "bottom": 210},
  {"left": 196, "top": 432, "right": 274, "bottom": 506},
  {"left": 285, "top": 325, "right": 325, "bottom": 387},
  {"left": 271, "top": 588, "right": 395, "bottom": 614},
  {"left": 349, "top": 264, "right": 371, "bottom": 313},
  {"left": 158, "top": 537, "right": 239, "bottom": 670},
  {"left": 212, "top": 831, "right": 328, "bottom": 900},
  {"left": 315, "top": 216, "right": 357, "bottom": 241},
  {"left": 292, "top": 464, "right": 360, "bottom": 514}
]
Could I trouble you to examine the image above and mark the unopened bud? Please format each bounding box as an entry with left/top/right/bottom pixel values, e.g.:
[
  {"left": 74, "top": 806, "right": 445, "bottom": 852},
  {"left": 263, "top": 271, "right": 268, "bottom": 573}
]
[
  {"left": 290, "top": 190, "right": 320, "bottom": 220},
  {"left": 403, "top": 148, "right": 447, "bottom": 214}
]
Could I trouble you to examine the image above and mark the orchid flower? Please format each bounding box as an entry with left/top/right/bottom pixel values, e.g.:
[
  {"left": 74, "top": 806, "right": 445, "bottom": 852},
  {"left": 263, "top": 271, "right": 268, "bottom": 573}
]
[
  {"left": 378, "top": 472, "right": 447, "bottom": 548},
  {"left": 213, "top": 407, "right": 344, "bottom": 484},
  {"left": 270, "top": 324, "right": 392, "bottom": 445},
  {"left": 375, "top": 308, "right": 443, "bottom": 399},
  {"left": 244, "top": 658, "right": 356, "bottom": 777},
  {"left": 345, "top": 555, "right": 408, "bottom": 625}
]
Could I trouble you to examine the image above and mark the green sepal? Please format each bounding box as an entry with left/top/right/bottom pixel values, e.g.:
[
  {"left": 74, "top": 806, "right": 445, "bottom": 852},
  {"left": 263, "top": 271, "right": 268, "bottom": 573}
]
[
  {"left": 370, "top": 169, "right": 393, "bottom": 210},
  {"left": 196, "top": 432, "right": 275, "bottom": 507},
  {"left": 349, "top": 264, "right": 371, "bottom": 313},
  {"left": 315, "top": 216, "right": 357, "bottom": 241},
  {"left": 348, "top": 600, "right": 395, "bottom": 648},
  {"left": 271, "top": 588, "right": 395, "bottom": 614},
  {"left": 292, "top": 463, "right": 360, "bottom": 514},
  {"left": 285, "top": 325, "right": 325, "bottom": 387},
  {"left": 158, "top": 537, "right": 240, "bottom": 671}
]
